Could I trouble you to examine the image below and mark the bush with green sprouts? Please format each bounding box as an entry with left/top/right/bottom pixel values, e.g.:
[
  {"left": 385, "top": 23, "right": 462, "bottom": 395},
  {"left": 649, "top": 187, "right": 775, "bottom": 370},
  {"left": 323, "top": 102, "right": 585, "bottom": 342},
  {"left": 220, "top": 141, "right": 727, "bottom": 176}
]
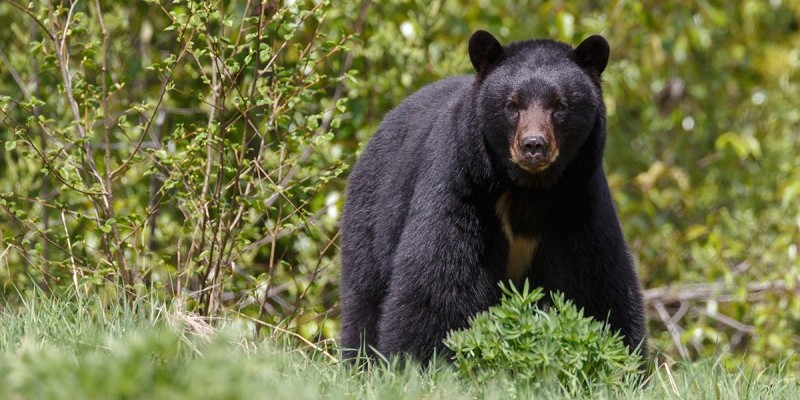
[{"left": 445, "top": 282, "right": 643, "bottom": 392}]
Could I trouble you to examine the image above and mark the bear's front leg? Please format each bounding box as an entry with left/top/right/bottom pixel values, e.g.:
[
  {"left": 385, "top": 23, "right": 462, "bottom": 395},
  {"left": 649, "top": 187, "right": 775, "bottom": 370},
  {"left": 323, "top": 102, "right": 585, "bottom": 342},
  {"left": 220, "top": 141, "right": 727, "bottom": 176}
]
[{"left": 375, "top": 209, "right": 501, "bottom": 363}]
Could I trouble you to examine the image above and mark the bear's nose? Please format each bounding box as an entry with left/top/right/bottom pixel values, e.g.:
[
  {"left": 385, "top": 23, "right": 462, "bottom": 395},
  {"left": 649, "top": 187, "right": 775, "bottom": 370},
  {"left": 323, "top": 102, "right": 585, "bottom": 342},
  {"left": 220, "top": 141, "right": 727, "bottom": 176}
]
[{"left": 520, "top": 136, "right": 548, "bottom": 158}]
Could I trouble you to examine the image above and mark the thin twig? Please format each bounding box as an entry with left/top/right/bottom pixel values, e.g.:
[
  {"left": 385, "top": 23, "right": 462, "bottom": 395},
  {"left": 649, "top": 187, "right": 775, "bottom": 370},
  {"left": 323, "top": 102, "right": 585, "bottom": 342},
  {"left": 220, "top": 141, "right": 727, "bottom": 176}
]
[
  {"left": 6, "top": 0, "right": 56, "bottom": 41},
  {"left": 236, "top": 311, "right": 338, "bottom": 363},
  {"left": 653, "top": 301, "right": 689, "bottom": 360},
  {"left": 110, "top": 18, "right": 194, "bottom": 180},
  {"left": 61, "top": 209, "right": 82, "bottom": 298},
  {"left": 697, "top": 309, "right": 756, "bottom": 334},
  {"left": 264, "top": 0, "right": 372, "bottom": 208},
  {"left": 644, "top": 279, "right": 795, "bottom": 305},
  {"left": 0, "top": 47, "right": 31, "bottom": 98}
]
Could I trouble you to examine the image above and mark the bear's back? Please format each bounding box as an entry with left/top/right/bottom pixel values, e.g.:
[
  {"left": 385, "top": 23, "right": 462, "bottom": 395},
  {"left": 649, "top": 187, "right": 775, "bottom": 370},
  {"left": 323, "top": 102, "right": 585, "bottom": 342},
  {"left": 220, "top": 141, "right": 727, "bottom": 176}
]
[
  {"left": 373, "top": 75, "right": 474, "bottom": 157},
  {"left": 351, "top": 74, "right": 475, "bottom": 206},
  {"left": 342, "top": 75, "right": 475, "bottom": 273}
]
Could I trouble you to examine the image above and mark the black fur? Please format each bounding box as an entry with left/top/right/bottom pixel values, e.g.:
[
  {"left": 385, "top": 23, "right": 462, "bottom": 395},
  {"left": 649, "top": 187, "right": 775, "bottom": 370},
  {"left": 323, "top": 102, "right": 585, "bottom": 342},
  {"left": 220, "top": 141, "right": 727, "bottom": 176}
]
[
  {"left": 469, "top": 30, "right": 504, "bottom": 76},
  {"left": 340, "top": 31, "right": 646, "bottom": 363}
]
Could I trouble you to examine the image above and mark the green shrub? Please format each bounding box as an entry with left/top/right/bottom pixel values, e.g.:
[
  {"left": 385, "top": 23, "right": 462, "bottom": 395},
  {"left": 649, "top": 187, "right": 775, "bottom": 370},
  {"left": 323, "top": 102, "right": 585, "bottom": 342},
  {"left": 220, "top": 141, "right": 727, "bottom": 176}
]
[{"left": 445, "top": 282, "right": 643, "bottom": 393}]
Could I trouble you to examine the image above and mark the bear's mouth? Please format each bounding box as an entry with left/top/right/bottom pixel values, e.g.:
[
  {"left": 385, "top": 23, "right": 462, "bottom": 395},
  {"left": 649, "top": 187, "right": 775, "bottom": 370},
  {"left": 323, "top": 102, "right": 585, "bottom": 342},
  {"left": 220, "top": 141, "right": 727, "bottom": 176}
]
[
  {"left": 510, "top": 142, "right": 559, "bottom": 173},
  {"left": 512, "top": 158, "right": 552, "bottom": 173}
]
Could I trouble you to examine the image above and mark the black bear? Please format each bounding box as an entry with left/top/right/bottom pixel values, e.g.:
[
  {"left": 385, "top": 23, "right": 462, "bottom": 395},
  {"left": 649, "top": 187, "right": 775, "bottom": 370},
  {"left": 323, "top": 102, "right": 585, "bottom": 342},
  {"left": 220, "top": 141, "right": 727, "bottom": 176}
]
[{"left": 340, "top": 30, "right": 646, "bottom": 363}]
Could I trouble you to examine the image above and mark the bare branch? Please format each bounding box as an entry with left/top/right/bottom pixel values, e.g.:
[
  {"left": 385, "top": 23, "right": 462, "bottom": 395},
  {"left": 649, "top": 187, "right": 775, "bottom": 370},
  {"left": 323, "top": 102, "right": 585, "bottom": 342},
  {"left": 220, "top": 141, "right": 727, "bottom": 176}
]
[
  {"left": 644, "top": 279, "right": 796, "bottom": 305},
  {"left": 698, "top": 309, "right": 756, "bottom": 334},
  {"left": 0, "top": 47, "right": 31, "bottom": 99},
  {"left": 653, "top": 301, "right": 689, "bottom": 360}
]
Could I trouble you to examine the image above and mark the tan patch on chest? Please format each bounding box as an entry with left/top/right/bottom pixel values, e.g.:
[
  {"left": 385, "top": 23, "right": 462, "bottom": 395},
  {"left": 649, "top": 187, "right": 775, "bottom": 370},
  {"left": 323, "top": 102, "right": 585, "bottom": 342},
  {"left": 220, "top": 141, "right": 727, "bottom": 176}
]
[{"left": 495, "top": 192, "right": 539, "bottom": 283}]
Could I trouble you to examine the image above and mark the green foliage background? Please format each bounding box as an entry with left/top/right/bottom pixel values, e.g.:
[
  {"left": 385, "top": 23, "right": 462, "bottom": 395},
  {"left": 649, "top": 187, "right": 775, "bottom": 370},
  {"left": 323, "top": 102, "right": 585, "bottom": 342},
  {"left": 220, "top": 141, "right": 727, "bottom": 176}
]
[{"left": 1, "top": 0, "right": 799, "bottom": 369}]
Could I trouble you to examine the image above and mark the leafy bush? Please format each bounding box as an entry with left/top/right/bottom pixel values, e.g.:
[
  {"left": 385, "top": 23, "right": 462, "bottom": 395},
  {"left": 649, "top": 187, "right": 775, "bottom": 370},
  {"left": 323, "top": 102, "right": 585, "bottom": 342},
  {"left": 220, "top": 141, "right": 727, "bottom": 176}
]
[
  {"left": 445, "top": 282, "right": 643, "bottom": 393},
  {"left": 0, "top": 0, "right": 349, "bottom": 339}
]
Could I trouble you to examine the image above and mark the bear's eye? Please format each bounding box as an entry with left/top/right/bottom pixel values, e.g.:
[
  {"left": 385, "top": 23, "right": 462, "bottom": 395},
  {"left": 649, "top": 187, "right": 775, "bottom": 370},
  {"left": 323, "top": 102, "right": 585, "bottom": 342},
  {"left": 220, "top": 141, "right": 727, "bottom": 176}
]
[
  {"left": 555, "top": 100, "right": 568, "bottom": 112},
  {"left": 505, "top": 99, "right": 519, "bottom": 112}
]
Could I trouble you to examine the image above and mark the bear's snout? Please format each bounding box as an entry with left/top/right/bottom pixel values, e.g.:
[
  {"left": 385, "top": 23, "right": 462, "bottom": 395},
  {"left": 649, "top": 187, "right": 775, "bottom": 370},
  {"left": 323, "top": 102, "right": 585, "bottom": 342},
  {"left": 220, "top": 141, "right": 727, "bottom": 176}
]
[
  {"left": 520, "top": 136, "right": 549, "bottom": 160},
  {"left": 510, "top": 105, "right": 559, "bottom": 172}
]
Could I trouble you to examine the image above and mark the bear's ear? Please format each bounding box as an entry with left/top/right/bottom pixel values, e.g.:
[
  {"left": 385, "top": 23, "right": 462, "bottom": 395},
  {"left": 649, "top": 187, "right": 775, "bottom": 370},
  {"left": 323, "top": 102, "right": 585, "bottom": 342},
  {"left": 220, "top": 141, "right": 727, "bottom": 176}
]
[
  {"left": 469, "top": 30, "right": 504, "bottom": 76},
  {"left": 573, "top": 35, "right": 610, "bottom": 77}
]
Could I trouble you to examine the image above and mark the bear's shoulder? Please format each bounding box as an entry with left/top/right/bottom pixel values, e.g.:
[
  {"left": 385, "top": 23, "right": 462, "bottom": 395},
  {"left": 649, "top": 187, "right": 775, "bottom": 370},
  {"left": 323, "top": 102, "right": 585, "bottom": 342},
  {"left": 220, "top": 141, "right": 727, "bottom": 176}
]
[
  {"left": 370, "top": 75, "right": 475, "bottom": 155},
  {"left": 386, "top": 75, "right": 474, "bottom": 121}
]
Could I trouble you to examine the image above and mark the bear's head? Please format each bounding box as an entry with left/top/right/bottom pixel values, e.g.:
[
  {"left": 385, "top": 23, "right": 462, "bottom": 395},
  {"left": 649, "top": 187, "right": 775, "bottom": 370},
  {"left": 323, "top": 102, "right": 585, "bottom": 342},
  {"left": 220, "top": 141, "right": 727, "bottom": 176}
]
[{"left": 469, "top": 30, "right": 609, "bottom": 188}]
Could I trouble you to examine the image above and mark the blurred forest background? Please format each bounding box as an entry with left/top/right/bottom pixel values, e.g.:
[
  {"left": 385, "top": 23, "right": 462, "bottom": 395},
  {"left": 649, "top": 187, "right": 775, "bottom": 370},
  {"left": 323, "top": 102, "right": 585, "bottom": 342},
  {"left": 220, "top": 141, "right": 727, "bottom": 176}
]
[{"left": 0, "top": 0, "right": 798, "bottom": 369}]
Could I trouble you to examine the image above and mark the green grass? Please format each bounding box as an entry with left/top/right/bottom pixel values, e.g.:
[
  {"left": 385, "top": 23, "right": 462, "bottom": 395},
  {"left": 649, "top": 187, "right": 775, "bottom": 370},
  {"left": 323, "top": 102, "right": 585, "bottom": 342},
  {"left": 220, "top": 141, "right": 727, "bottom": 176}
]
[{"left": 0, "top": 292, "right": 797, "bottom": 399}]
